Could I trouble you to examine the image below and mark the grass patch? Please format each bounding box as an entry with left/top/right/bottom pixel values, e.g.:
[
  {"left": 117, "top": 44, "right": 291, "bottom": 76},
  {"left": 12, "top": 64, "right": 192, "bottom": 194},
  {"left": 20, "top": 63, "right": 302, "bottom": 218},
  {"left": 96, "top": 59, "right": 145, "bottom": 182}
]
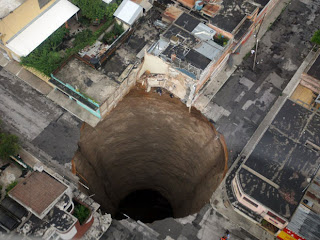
[
  {"left": 243, "top": 51, "right": 251, "bottom": 60},
  {"left": 6, "top": 181, "right": 18, "bottom": 195}
]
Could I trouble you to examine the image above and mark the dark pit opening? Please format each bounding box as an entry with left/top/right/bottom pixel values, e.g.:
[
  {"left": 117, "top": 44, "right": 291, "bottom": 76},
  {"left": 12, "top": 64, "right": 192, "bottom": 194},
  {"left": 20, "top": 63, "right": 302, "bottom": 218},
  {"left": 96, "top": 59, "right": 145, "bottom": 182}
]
[
  {"left": 115, "top": 189, "right": 174, "bottom": 223},
  {"left": 73, "top": 87, "right": 227, "bottom": 223}
]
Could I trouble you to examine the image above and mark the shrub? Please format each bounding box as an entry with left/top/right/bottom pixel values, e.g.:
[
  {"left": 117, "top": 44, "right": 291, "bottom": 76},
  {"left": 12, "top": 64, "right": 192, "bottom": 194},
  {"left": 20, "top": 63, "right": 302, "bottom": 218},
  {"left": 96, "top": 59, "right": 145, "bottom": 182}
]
[
  {"left": 0, "top": 132, "right": 20, "bottom": 160},
  {"left": 73, "top": 203, "right": 90, "bottom": 225},
  {"left": 73, "top": 29, "right": 93, "bottom": 47},
  {"left": 311, "top": 30, "right": 320, "bottom": 45},
  {"left": 214, "top": 34, "right": 229, "bottom": 47},
  {"left": 113, "top": 22, "right": 124, "bottom": 36},
  {"left": 103, "top": 32, "right": 115, "bottom": 44},
  {"left": 72, "top": 0, "right": 118, "bottom": 22},
  {"left": 20, "top": 27, "right": 68, "bottom": 76},
  {"left": 21, "top": 18, "right": 114, "bottom": 76},
  {"left": 78, "top": 16, "right": 91, "bottom": 27},
  {"left": 102, "top": 22, "right": 124, "bottom": 44},
  {"left": 6, "top": 181, "right": 18, "bottom": 194}
]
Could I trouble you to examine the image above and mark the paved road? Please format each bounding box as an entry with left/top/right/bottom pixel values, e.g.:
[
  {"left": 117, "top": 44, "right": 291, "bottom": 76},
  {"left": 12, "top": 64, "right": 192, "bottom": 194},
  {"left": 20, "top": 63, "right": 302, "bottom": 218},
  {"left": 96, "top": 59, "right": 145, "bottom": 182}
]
[
  {"left": 208, "top": 0, "right": 320, "bottom": 165},
  {"left": 0, "top": 67, "right": 81, "bottom": 165}
]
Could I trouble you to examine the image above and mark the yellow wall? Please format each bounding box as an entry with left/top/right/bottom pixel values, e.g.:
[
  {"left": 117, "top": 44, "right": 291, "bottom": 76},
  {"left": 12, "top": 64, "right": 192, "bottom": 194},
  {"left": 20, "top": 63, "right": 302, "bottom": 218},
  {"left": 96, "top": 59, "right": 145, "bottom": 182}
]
[{"left": 0, "top": 0, "right": 56, "bottom": 44}]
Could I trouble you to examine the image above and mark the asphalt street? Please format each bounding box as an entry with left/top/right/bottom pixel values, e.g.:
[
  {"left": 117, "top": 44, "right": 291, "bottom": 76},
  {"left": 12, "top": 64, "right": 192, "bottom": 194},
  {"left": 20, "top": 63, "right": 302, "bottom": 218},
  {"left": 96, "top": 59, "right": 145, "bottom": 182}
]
[{"left": 0, "top": 68, "right": 82, "bottom": 165}]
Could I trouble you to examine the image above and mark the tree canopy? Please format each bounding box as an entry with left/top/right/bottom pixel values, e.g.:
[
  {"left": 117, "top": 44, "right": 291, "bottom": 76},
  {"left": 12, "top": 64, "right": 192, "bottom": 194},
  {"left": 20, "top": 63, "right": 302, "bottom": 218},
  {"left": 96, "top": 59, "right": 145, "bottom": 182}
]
[
  {"left": 311, "top": 30, "right": 320, "bottom": 45},
  {"left": 0, "top": 132, "right": 20, "bottom": 160},
  {"left": 72, "top": 0, "right": 118, "bottom": 21}
]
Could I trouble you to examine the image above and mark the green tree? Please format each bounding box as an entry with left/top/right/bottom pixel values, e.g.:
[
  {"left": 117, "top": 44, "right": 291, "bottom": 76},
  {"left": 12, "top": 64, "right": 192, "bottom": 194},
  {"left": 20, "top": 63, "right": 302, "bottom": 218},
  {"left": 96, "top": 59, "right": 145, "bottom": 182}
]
[
  {"left": 0, "top": 132, "right": 20, "bottom": 160},
  {"left": 311, "top": 30, "right": 320, "bottom": 45},
  {"left": 105, "top": 3, "right": 118, "bottom": 19},
  {"left": 73, "top": 0, "right": 107, "bottom": 21}
]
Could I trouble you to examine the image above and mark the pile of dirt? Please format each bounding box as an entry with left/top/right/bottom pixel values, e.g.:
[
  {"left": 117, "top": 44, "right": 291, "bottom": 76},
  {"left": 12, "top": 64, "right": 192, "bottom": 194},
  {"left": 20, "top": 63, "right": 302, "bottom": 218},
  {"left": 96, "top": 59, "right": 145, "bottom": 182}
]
[{"left": 73, "top": 86, "right": 227, "bottom": 222}]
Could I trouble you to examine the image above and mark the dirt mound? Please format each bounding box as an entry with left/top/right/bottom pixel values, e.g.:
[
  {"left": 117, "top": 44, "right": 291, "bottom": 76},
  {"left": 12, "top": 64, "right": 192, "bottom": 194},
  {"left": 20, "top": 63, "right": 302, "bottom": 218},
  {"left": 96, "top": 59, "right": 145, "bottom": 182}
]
[{"left": 73, "top": 87, "right": 227, "bottom": 222}]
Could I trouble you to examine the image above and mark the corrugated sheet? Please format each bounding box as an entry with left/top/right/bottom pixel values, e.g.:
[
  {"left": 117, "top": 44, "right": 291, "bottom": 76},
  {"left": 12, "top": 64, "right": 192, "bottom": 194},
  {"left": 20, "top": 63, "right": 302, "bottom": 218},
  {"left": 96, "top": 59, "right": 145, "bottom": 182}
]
[
  {"left": 287, "top": 205, "right": 320, "bottom": 240},
  {"left": 113, "top": 0, "right": 143, "bottom": 26},
  {"left": 148, "top": 39, "right": 170, "bottom": 56},
  {"left": 193, "top": 41, "right": 222, "bottom": 61},
  {"left": 191, "top": 23, "right": 216, "bottom": 41}
]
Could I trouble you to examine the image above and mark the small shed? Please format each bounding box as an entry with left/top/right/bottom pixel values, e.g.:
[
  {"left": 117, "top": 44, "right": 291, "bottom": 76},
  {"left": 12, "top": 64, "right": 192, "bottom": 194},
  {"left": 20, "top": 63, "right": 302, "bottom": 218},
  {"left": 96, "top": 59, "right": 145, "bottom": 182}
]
[{"left": 113, "top": 0, "right": 143, "bottom": 29}]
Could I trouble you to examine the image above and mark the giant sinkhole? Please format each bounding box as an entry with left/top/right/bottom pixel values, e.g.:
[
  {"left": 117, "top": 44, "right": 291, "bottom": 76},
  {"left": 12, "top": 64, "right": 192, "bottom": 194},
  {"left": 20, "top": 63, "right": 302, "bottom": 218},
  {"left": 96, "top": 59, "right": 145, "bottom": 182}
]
[{"left": 73, "top": 86, "right": 227, "bottom": 223}]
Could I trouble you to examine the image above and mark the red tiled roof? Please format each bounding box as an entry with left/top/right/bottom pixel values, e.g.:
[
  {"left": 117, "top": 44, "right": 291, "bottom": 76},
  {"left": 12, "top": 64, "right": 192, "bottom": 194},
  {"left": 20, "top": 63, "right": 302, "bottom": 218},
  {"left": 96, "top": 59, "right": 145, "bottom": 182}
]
[
  {"left": 177, "top": 0, "right": 195, "bottom": 8},
  {"left": 9, "top": 172, "right": 67, "bottom": 218}
]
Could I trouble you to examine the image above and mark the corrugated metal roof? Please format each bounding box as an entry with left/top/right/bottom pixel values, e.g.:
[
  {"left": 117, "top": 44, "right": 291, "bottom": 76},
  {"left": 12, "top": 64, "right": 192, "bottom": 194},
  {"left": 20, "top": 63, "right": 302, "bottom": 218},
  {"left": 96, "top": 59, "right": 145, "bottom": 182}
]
[
  {"left": 113, "top": 0, "right": 143, "bottom": 26},
  {"left": 191, "top": 23, "right": 216, "bottom": 41},
  {"left": 287, "top": 204, "right": 320, "bottom": 240},
  {"left": 148, "top": 39, "right": 170, "bottom": 56},
  {"left": 193, "top": 41, "right": 222, "bottom": 61}
]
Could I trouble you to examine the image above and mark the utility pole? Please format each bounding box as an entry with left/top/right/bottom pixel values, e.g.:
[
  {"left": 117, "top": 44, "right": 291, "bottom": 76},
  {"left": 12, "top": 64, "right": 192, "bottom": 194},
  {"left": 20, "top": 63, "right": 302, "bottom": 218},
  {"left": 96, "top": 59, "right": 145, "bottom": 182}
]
[{"left": 252, "top": 13, "right": 266, "bottom": 71}]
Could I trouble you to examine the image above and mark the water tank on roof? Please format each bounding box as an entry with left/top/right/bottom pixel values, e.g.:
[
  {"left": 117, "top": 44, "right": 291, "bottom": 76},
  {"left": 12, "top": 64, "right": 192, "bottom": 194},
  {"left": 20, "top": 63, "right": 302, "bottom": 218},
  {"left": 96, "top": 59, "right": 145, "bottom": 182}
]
[{"left": 195, "top": 0, "right": 204, "bottom": 11}]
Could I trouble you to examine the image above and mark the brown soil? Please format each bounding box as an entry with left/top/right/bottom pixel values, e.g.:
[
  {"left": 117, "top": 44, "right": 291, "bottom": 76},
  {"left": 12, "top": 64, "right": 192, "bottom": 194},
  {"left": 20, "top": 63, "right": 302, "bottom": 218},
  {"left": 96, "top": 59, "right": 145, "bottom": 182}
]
[{"left": 73, "top": 86, "right": 227, "bottom": 220}]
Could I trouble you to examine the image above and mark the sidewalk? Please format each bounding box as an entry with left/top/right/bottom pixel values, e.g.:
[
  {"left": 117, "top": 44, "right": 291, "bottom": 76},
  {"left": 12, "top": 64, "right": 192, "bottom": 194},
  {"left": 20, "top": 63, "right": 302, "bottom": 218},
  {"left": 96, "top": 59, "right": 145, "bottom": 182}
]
[
  {"left": 0, "top": 54, "right": 100, "bottom": 127},
  {"left": 210, "top": 45, "right": 318, "bottom": 240},
  {"left": 194, "top": 0, "right": 290, "bottom": 111}
]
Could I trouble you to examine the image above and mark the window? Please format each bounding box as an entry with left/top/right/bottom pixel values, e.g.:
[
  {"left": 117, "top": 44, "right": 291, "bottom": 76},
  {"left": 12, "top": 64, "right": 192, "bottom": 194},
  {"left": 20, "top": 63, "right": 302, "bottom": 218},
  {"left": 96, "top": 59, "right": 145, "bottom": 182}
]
[
  {"left": 38, "top": 0, "right": 51, "bottom": 9},
  {"left": 267, "top": 211, "right": 286, "bottom": 224},
  {"left": 243, "top": 197, "right": 258, "bottom": 208}
]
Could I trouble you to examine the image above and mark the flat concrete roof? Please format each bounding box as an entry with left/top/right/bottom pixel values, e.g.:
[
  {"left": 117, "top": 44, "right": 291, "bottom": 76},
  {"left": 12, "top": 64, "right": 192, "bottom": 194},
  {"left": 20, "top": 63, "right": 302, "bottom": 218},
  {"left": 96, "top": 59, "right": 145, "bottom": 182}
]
[
  {"left": 55, "top": 57, "right": 119, "bottom": 104},
  {"left": 209, "top": 0, "right": 258, "bottom": 33},
  {"left": 0, "top": 0, "right": 26, "bottom": 19},
  {"left": 307, "top": 54, "right": 320, "bottom": 80},
  {"left": 239, "top": 99, "right": 320, "bottom": 218}
]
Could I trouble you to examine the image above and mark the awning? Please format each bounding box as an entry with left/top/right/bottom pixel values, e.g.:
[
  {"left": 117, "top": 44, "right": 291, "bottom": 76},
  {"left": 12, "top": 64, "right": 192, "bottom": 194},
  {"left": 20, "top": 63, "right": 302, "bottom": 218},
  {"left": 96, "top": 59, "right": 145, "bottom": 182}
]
[{"left": 6, "top": 0, "right": 79, "bottom": 57}]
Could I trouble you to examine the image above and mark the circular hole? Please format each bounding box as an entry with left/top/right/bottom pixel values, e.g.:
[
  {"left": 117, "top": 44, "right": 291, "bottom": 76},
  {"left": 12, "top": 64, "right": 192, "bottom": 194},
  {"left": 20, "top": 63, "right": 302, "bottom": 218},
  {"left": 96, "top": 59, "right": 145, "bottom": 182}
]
[
  {"left": 115, "top": 189, "right": 173, "bottom": 223},
  {"left": 74, "top": 87, "right": 227, "bottom": 223}
]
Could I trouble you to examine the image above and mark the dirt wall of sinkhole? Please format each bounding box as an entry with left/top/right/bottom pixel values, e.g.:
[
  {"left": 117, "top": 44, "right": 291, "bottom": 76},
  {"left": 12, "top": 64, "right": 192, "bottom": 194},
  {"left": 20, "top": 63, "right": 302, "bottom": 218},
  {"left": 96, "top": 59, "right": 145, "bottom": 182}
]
[{"left": 73, "top": 86, "right": 228, "bottom": 219}]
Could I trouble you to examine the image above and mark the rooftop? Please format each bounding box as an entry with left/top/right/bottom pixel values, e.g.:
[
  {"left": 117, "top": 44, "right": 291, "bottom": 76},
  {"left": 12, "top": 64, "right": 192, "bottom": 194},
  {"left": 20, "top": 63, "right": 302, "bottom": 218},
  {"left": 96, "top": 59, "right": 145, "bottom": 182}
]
[
  {"left": 209, "top": 0, "right": 257, "bottom": 33},
  {"left": 0, "top": 0, "right": 26, "bottom": 19},
  {"left": 9, "top": 171, "right": 68, "bottom": 219},
  {"left": 21, "top": 207, "right": 77, "bottom": 237},
  {"left": 6, "top": 0, "right": 79, "bottom": 57},
  {"left": 151, "top": 11, "right": 225, "bottom": 77},
  {"left": 175, "top": 0, "right": 269, "bottom": 34},
  {"left": 1, "top": 197, "right": 28, "bottom": 220},
  {"left": 239, "top": 100, "right": 320, "bottom": 219},
  {"left": 307, "top": 54, "right": 320, "bottom": 80},
  {"left": 286, "top": 204, "right": 320, "bottom": 240},
  {"left": 55, "top": 57, "right": 119, "bottom": 104},
  {"left": 113, "top": 0, "right": 143, "bottom": 26}
]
